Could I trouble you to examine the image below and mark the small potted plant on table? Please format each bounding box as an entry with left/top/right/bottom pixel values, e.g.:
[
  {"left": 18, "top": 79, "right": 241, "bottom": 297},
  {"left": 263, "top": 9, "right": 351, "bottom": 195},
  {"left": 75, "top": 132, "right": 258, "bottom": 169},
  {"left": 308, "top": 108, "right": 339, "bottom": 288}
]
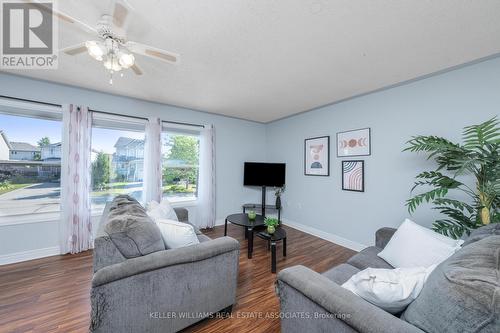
[
  {"left": 247, "top": 210, "right": 257, "bottom": 220},
  {"left": 264, "top": 217, "right": 279, "bottom": 234}
]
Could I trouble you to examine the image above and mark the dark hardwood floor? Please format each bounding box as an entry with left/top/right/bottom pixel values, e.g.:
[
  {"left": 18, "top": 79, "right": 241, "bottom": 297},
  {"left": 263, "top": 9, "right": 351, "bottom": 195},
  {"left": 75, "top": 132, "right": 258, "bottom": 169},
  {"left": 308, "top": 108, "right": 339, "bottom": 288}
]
[{"left": 0, "top": 224, "right": 356, "bottom": 333}]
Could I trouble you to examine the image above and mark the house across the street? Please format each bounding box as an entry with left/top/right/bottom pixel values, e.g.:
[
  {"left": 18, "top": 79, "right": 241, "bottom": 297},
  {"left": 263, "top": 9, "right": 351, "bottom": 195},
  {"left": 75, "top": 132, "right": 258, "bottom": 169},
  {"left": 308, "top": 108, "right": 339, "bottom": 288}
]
[
  {"left": 9, "top": 142, "right": 41, "bottom": 161},
  {"left": 41, "top": 143, "right": 62, "bottom": 161},
  {"left": 0, "top": 130, "right": 61, "bottom": 180},
  {"left": 113, "top": 137, "right": 145, "bottom": 182}
]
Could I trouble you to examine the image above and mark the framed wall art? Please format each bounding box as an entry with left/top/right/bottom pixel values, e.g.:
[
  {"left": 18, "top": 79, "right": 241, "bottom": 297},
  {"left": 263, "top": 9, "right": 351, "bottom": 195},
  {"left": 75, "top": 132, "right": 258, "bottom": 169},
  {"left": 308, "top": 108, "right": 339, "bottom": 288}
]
[
  {"left": 342, "top": 160, "right": 364, "bottom": 192},
  {"left": 304, "top": 136, "right": 330, "bottom": 176},
  {"left": 337, "top": 128, "right": 371, "bottom": 157}
]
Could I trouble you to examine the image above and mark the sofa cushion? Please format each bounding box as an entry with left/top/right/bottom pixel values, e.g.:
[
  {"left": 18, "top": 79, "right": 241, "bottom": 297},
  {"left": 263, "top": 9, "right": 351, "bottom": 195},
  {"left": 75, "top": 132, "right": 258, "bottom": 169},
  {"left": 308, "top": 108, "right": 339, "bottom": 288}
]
[
  {"left": 402, "top": 235, "right": 500, "bottom": 333},
  {"left": 462, "top": 223, "right": 500, "bottom": 247},
  {"left": 322, "top": 263, "right": 361, "bottom": 285},
  {"left": 347, "top": 246, "right": 393, "bottom": 270}
]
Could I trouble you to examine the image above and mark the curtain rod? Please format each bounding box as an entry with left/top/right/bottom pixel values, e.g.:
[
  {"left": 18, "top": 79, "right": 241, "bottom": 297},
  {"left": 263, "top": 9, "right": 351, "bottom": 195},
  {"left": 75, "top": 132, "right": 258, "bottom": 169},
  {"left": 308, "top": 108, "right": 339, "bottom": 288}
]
[
  {"left": 91, "top": 109, "right": 205, "bottom": 128},
  {"left": 89, "top": 108, "right": 148, "bottom": 121},
  {"left": 162, "top": 120, "right": 205, "bottom": 128},
  {"left": 0, "top": 94, "right": 62, "bottom": 108},
  {"left": 0, "top": 94, "right": 205, "bottom": 128}
]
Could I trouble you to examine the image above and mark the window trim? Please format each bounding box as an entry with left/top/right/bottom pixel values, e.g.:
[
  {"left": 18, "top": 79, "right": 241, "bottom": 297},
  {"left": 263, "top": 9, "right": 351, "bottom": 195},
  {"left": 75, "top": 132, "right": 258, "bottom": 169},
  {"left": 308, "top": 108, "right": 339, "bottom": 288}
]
[
  {"left": 0, "top": 101, "right": 204, "bottom": 224},
  {"left": 0, "top": 104, "right": 63, "bottom": 224}
]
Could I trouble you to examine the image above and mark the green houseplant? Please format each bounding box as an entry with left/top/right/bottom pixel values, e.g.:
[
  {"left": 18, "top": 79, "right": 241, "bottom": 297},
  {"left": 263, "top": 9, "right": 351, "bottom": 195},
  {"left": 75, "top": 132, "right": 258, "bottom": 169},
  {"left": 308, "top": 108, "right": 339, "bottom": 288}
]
[
  {"left": 264, "top": 217, "right": 280, "bottom": 234},
  {"left": 405, "top": 117, "right": 499, "bottom": 239}
]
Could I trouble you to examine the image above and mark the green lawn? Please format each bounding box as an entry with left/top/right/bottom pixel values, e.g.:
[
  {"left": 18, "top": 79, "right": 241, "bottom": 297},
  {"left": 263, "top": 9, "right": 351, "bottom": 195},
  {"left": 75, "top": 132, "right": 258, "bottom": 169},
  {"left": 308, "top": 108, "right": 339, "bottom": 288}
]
[
  {"left": 0, "top": 183, "right": 31, "bottom": 195},
  {"left": 89, "top": 182, "right": 197, "bottom": 197},
  {"left": 162, "top": 184, "right": 197, "bottom": 194}
]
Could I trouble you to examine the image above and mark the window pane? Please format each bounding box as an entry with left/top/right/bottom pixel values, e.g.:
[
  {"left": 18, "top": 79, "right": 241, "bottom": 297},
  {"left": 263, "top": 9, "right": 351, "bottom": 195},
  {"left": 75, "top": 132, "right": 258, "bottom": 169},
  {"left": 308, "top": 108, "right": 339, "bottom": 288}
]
[
  {"left": 161, "top": 132, "right": 199, "bottom": 202},
  {"left": 0, "top": 114, "right": 61, "bottom": 217},
  {"left": 91, "top": 127, "right": 145, "bottom": 213}
]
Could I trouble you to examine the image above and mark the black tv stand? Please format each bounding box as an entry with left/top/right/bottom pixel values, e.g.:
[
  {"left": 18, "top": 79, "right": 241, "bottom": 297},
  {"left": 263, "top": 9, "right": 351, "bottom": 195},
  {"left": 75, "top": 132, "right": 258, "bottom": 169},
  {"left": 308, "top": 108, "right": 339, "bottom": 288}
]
[
  {"left": 261, "top": 186, "right": 266, "bottom": 217},
  {"left": 242, "top": 191, "right": 282, "bottom": 222}
]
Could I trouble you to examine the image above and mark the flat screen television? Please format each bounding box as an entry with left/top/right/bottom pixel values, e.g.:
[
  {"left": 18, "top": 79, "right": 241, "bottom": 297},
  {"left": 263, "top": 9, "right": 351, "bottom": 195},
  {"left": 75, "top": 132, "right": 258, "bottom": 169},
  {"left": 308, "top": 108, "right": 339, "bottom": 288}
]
[{"left": 244, "top": 162, "right": 286, "bottom": 187}]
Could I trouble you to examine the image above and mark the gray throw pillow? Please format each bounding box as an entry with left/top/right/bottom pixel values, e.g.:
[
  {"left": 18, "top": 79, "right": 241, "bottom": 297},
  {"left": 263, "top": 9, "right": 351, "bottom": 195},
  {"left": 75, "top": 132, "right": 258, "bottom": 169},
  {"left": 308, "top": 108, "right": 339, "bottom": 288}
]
[
  {"left": 105, "top": 214, "right": 165, "bottom": 258},
  {"left": 402, "top": 235, "right": 500, "bottom": 333}
]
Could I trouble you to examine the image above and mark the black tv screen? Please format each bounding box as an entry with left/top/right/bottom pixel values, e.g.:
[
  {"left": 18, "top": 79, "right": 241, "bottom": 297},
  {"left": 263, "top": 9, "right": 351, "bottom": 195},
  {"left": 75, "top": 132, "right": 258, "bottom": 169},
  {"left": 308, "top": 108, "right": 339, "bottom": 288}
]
[{"left": 244, "top": 162, "right": 286, "bottom": 187}]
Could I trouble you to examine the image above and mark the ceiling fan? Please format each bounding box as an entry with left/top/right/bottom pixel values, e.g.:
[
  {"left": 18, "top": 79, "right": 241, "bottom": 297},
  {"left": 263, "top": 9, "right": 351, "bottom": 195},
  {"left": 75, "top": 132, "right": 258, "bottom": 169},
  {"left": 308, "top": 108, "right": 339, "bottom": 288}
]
[{"left": 25, "top": 0, "right": 179, "bottom": 84}]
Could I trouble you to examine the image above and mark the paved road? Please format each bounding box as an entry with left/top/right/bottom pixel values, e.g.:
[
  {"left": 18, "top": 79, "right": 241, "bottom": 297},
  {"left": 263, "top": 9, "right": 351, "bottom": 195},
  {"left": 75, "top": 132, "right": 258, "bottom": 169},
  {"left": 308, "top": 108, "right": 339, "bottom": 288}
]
[
  {"left": 0, "top": 182, "right": 195, "bottom": 217},
  {"left": 0, "top": 183, "right": 60, "bottom": 216}
]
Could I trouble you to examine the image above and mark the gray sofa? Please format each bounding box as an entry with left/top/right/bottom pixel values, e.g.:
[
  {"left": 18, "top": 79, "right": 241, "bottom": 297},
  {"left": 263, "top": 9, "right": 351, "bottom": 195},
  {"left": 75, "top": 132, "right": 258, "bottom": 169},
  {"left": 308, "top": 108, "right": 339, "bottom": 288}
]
[
  {"left": 90, "top": 195, "right": 240, "bottom": 333},
  {"left": 277, "top": 224, "right": 500, "bottom": 333}
]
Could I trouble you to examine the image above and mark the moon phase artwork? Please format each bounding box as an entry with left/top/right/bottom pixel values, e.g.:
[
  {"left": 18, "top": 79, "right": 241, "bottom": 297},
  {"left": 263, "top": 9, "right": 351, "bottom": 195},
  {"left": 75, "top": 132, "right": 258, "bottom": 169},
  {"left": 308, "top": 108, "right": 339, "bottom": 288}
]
[
  {"left": 304, "top": 136, "right": 330, "bottom": 176},
  {"left": 336, "top": 128, "right": 371, "bottom": 157}
]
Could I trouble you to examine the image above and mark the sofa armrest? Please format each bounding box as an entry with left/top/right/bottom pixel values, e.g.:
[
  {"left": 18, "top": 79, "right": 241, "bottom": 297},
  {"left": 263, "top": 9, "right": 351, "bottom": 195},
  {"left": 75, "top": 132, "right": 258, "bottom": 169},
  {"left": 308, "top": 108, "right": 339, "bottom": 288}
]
[
  {"left": 277, "top": 265, "right": 423, "bottom": 333},
  {"left": 174, "top": 207, "right": 189, "bottom": 222},
  {"left": 375, "top": 227, "right": 397, "bottom": 249},
  {"left": 92, "top": 236, "right": 239, "bottom": 287}
]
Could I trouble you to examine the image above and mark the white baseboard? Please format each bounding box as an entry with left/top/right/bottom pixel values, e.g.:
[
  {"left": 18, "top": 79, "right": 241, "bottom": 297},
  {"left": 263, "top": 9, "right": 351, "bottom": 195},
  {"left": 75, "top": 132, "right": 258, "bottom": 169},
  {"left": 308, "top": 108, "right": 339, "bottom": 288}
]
[
  {"left": 0, "top": 246, "right": 60, "bottom": 266},
  {"left": 281, "top": 218, "right": 367, "bottom": 252},
  {"left": 215, "top": 215, "right": 366, "bottom": 252}
]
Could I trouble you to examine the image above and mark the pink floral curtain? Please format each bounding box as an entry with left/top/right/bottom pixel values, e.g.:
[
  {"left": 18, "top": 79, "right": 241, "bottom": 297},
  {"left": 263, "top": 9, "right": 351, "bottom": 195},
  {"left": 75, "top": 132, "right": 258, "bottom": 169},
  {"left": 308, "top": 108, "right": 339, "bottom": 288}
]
[{"left": 60, "top": 105, "right": 93, "bottom": 254}]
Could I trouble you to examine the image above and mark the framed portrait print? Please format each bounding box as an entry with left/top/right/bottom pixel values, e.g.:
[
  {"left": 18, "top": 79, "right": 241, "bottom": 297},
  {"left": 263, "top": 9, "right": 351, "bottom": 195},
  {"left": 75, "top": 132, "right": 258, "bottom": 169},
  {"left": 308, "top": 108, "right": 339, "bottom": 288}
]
[
  {"left": 342, "top": 160, "right": 364, "bottom": 192},
  {"left": 304, "top": 136, "right": 330, "bottom": 176},
  {"left": 337, "top": 128, "right": 371, "bottom": 157}
]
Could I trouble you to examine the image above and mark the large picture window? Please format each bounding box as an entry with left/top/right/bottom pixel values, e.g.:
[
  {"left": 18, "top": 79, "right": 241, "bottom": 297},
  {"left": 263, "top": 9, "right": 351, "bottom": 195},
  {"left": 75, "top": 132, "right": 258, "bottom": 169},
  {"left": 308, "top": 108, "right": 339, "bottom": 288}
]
[
  {"left": 0, "top": 113, "right": 62, "bottom": 218},
  {"left": 90, "top": 114, "right": 145, "bottom": 213},
  {"left": 161, "top": 131, "right": 200, "bottom": 202}
]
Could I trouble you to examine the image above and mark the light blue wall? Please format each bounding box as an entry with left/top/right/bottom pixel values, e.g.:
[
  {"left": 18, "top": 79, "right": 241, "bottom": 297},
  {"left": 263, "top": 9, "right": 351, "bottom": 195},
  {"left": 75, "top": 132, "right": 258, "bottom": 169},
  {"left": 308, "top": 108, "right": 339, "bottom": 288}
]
[
  {"left": 0, "top": 73, "right": 267, "bottom": 256},
  {"left": 1, "top": 55, "right": 499, "bottom": 259},
  {"left": 266, "top": 56, "right": 500, "bottom": 247}
]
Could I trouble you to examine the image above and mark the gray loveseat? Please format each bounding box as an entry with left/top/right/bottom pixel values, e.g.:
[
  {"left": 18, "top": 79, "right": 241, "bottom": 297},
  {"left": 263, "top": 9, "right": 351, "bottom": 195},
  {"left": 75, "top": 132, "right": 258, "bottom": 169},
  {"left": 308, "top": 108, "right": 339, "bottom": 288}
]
[
  {"left": 90, "top": 195, "right": 240, "bottom": 333},
  {"left": 277, "top": 224, "right": 500, "bottom": 333}
]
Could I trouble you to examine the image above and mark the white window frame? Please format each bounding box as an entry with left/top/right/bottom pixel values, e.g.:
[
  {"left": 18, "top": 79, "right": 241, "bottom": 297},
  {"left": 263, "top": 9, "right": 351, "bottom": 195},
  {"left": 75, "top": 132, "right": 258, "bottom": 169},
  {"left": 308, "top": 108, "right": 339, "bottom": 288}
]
[
  {"left": 0, "top": 98, "right": 62, "bottom": 226},
  {"left": 90, "top": 112, "right": 147, "bottom": 215},
  {"left": 161, "top": 122, "right": 202, "bottom": 205}
]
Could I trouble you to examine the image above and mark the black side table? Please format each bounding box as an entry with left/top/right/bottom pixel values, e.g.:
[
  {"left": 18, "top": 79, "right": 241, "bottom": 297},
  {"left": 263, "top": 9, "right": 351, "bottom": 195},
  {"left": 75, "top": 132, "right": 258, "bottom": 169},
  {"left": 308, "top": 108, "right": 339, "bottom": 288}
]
[
  {"left": 256, "top": 227, "right": 287, "bottom": 273},
  {"left": 225, "top": 213, "right": 265, "bottom": 259}
]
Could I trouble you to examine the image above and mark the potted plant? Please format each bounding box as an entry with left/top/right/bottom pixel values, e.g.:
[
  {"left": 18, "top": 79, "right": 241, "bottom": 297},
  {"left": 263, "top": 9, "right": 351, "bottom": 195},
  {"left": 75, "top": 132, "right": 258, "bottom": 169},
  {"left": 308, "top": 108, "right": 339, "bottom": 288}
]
[
  {"left": 247, "top": 210, "right": 257, "bottom": 220},
  {"left": 405, "top": 117, "right": 499, "bottom": 239},
  {"left": 274, "top": 185, "right": 285, "bottom": 209},
  {"left": 264, "top": 217, "right": 279, "bottom": 234}
]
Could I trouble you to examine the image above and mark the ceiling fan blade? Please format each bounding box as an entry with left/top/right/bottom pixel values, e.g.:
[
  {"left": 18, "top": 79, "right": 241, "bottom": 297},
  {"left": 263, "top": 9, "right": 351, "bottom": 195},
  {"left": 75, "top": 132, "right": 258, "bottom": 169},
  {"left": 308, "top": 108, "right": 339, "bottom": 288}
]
[
  {"left": 61, "top": 43, "right": 88, "bottom": 56},
  {"left": 112, "top": 1, "right": 129, "bottom": 28},
  {"left": 22, "top": 0, "right": 96, "bottom": 34},
  {"left": 125, "top": 41, "right": 179, "bottom": 64},
  {"left": 130, "top": 64, "right": 143, "bottom": 75}
]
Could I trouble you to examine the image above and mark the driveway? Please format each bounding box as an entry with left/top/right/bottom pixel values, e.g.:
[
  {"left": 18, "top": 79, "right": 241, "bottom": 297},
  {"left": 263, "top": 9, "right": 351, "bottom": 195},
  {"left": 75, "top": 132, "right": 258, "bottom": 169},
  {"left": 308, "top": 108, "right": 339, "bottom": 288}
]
[{"left": 0, "top": 182, "right": 61, "bottom": 216}]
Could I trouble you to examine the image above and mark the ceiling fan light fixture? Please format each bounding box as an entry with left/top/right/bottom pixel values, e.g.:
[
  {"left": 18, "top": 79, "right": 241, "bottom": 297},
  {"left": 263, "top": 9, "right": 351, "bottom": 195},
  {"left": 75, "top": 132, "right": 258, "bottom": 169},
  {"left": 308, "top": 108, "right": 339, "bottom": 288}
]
[
  {"left": 118, "top": 52, "right": 135, "bottom": 68},
  {"left": 85, "top": 41, "right": 104, "bottom": 61},
  {"left": 103, "top": 58, "right": 122, "bottom": 72}
]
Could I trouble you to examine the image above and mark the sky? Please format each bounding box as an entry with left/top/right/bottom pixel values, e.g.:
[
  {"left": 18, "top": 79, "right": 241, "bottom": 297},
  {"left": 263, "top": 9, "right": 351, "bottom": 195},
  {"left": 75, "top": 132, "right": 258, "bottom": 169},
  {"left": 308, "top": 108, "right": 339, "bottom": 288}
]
[{"left": 0, "top": 113, "right": 144, "bottom": 153}]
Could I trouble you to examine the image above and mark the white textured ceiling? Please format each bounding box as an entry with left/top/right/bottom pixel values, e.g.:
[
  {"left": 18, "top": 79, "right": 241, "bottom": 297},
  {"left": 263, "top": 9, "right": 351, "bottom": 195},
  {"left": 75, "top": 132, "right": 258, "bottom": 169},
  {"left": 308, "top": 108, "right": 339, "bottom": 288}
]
[{"left": 3, "top": 0, "right": 500, "bottom": 122}]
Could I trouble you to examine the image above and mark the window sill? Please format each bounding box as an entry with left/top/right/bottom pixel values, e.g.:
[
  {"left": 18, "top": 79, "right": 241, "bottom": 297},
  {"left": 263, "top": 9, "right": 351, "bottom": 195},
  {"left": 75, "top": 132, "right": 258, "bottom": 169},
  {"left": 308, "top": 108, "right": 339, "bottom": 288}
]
[
  {"left": 169, "top": 199, "right": 198, "bottom": 208},
  {"left": 0, "top": 200, "right": 198, "bottom": 227}
]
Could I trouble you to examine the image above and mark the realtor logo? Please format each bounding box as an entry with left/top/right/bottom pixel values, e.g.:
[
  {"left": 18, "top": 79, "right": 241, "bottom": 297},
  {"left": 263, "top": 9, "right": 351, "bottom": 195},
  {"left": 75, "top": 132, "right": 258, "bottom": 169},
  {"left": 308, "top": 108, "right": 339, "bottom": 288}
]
[{"left": 1, "top": 0, "right": 58, "bottom": 68}]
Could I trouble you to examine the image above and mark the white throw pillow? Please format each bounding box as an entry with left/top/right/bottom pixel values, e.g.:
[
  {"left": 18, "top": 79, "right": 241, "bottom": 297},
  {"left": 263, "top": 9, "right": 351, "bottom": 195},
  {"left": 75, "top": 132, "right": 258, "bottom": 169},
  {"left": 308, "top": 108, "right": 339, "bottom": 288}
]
[
  {"left": 146, "top": 199, "right": 179, "bottom": 222},
  {"left": 155, "top": 218, "right": 200, "bottom": 249},
  {"left": 377, "top": 219, "right": 463, "bottom": 268},
  {"left": 342, "top": 265, "right": 436, "bottom": 314}
]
